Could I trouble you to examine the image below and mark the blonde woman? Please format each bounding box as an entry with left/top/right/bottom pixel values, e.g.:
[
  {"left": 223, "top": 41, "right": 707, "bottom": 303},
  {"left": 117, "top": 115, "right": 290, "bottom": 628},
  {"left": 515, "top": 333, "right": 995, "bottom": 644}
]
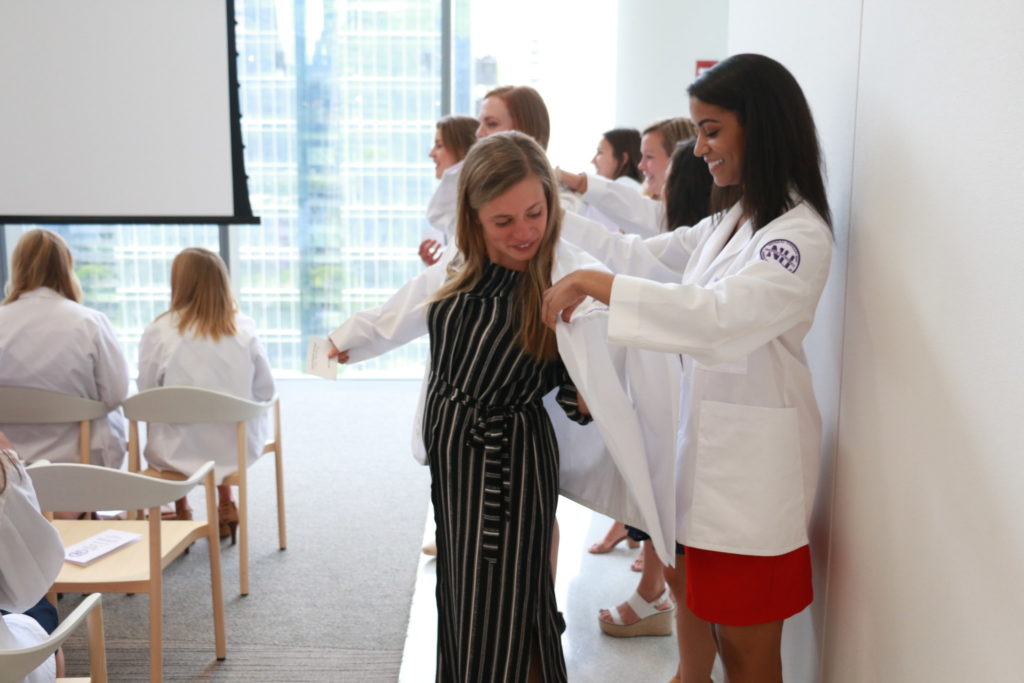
[
  {"left": 420, "top": 114, "right": 480, "bottom": 266},
  {"left": 329, "top": 132, "right": 594, "bottom": 682},
  {"left": 138, "top": 248, "right": 274, "bottom": 536},
  {"left": 0, "top": 229, "right": 129, "bottom": 467}
]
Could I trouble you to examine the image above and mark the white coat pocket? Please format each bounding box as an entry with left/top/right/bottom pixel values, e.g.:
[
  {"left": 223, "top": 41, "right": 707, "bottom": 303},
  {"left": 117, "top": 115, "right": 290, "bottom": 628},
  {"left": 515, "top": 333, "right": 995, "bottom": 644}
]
[{"left": 689, "top": 400, "right": 807, "bottom": 555}]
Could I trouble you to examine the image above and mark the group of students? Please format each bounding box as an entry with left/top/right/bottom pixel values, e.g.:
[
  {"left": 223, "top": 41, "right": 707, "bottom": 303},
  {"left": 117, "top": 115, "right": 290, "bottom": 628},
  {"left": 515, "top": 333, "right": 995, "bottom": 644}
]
[
  {"left": 0, "top": 234, "right": 274, "bottom": 680},
  {"left": 2, "top": 51, "right": 830, "bottom": 683},
  {"left": 329, "top": 53, "right": 833, "bottom": 683}
]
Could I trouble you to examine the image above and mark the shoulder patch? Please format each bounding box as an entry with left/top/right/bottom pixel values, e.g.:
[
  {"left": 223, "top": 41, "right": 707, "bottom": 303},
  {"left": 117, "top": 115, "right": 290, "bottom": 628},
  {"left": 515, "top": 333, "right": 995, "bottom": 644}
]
[{"left": 759, "top": 239, "right": 801, "bottom": 273}]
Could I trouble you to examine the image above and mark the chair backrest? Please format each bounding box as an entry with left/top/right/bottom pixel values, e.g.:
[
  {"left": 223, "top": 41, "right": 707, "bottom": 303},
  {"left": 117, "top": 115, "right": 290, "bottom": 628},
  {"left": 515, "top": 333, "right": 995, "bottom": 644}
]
[
  {"left": 0, "top": 593, "right": 106, "bottom": 683},
  {"left": 123, "top": 387, "right": 273, "bottom": 424},
  {"left": 0, "top": 386, "right": 110, "bottom": 423},
  {"left": 27, "top": 460, "right": 215, "bottom": 512}
]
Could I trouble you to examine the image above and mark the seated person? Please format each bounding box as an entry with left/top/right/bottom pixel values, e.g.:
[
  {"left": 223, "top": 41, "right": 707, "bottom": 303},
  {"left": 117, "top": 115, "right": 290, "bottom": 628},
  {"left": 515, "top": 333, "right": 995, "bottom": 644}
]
[
  {"left": 0, "top": 229, "right": 129, "bottom": 468},
  {"left": 138, "top": 248, "right": 275, "bottom": 538},
  {"left": 0, "top": 431, "right": 66, "bottom": 682}
]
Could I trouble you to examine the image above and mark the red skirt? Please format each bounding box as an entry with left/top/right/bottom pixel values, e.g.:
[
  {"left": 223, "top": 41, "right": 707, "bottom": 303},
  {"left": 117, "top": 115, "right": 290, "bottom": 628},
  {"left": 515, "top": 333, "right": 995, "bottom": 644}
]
[{"left": 684, "top": 544, "right": 812, "bottom": 626}]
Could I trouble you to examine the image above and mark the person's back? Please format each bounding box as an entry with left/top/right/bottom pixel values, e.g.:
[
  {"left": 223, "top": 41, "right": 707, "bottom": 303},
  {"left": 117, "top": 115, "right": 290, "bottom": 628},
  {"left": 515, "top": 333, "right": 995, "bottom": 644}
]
[
  {"left": 138, "top": 310, "right": 274, "bottom": 479},
  {"left": 0, "top": 231, "right": 129, "bottom": 467}
]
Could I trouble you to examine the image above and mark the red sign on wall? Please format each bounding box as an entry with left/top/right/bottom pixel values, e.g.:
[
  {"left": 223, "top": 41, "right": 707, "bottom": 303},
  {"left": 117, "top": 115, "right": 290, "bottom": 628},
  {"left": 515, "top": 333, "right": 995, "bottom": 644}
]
[{"left": 695, "top": 60, "right": 718, "bottom": 77}]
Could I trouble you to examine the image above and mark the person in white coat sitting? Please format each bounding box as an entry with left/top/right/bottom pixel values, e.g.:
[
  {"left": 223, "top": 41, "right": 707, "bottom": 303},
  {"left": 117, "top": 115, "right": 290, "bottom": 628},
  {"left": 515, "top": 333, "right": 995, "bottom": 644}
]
[
  {"left": 138, "top": 248, "right": 274, "bottom": 539},
  {"left": 419, "top": 115, "right": 480, "bottom": 266},
  {"left": 0, "top": 431, "right": 66, "bottom": 683},
  {"left": 544, "top": 53, "right": 834, "bottom": 683},
  {"left": 0, "top": 229, "right": 129, "bottom": 469}
]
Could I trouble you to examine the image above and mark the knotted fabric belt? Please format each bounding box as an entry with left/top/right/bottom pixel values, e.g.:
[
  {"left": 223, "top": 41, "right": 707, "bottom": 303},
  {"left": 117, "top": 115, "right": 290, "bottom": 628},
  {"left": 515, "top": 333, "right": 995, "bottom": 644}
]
[{"left": 433, "top": 378, "right": 542, "bottom": 564}]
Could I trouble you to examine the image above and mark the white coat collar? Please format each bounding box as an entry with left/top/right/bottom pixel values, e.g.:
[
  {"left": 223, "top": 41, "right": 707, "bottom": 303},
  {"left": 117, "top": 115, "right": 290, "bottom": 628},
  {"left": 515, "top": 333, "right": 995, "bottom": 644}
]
[{"left": 14, "top": 286, "right": 66, "bottom": 301}]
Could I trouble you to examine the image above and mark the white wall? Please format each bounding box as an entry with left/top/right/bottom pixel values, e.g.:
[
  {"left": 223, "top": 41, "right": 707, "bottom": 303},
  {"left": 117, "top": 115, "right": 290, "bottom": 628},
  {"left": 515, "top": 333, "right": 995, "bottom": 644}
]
[
  {"left": 730, "top": 0, "right": 1024, "bottom": 681},
  {"left": 826, "top": 1, "right": 1024, "bottom": 680},
  {"left": 614, "top": 0, "right": 729, "bottom": 129}
]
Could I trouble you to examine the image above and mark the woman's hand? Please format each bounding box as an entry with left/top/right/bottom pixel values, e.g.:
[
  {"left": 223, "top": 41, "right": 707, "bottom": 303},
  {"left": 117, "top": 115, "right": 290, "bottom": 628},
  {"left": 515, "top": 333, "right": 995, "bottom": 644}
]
[
  {"left": 418, "top": 238, "right": 442, "bottom": 266},
  {"left": 542, "top": 270, "right": 614, "bottom": 330},
  {"left": 555, "top": 168, "right": 587, "bottom": 194},
  {"left": 326, "top": 339, "right": 351, "bottom": 364},
  {"left": 576, "top": 390, "right": 590, "bottom": 416}
]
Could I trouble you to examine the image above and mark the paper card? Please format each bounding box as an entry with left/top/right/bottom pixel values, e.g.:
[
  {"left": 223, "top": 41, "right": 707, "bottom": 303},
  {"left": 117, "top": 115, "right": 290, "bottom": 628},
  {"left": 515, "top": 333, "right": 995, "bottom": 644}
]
[
  {"left": 64, "top": 529, "right": 142, "bottom": 566},
  {"left": 305, "top": 336, "right": 338, "bottom": 380}
]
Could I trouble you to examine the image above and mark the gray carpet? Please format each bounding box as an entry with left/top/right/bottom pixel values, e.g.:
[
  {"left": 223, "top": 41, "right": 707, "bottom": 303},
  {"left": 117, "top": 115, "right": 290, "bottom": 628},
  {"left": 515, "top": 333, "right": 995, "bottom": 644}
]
[{"left": 58, "top": 379, "right": 430, "bottom": 681}]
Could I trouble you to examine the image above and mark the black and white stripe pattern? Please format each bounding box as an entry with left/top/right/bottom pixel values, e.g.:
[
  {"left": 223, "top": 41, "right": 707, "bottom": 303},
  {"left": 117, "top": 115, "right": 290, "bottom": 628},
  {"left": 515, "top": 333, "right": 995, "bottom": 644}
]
[{"left": 425, "top": 262, "right": 587, "bottom": 683}]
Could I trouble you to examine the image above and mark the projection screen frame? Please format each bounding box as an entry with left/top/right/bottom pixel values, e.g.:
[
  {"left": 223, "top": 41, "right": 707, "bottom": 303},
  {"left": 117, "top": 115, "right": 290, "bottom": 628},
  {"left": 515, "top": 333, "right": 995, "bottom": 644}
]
[{"left": 0, "top": 0, "right": 258, "bottom": 226}]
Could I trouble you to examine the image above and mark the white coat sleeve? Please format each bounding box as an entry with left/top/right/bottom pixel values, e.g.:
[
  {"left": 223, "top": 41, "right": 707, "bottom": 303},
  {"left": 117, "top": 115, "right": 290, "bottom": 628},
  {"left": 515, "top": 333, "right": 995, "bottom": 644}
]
[
  {"left": 608, "top": 219, "right": 832, "bottom": 366},
  {"left": 92, "top": 313, "right": 129, "bottom": 408},
  {"left": 328, "top": 260, "right": 447, "bottom": 364},
  {"left": 581, "top": 174, "right": 664, "bottom": 237},
  {"left": 136, "top": 322, "right": 163, "bottom": 391},
  {"left": 0, "top": 462, "right": 64, "bottom": 613},
  {"left": 561, "top": 210, "right": 699, "bottom": 283},
  {"left": 249, "top": 335, "right": 276, "bottom": 402}
]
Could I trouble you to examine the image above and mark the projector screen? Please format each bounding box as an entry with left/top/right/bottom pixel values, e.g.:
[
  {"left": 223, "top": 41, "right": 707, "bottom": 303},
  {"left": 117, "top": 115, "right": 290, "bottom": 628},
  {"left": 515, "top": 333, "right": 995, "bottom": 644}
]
[{"left": 0, "top": 0, "right": 256, "bottom": 224}]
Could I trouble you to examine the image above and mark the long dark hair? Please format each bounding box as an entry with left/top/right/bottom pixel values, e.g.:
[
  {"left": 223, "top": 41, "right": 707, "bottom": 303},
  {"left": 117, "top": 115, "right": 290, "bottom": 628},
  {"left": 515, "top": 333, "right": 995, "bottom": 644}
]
[
  {"left": 687, "top": 53, "right": 831, "bottom": 231},
  {"left": 663, "top": 140, "right": 712, "bottom": 230},
  {"left": 602, "top": 128, "right": 642, "bottom": 182}
]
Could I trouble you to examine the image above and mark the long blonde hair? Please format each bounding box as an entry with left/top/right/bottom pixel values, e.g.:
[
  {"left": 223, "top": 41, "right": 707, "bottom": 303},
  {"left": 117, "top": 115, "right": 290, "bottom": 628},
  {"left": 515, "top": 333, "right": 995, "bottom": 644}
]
[
  {"left": 3, "top": 229, "right": 83, "bottom": 304},
  {"left": 164, "top": 247, "right": 236, "bottom": 341},
  {"left": 434, "top": 132, "right": 561, "bottom": 361}
]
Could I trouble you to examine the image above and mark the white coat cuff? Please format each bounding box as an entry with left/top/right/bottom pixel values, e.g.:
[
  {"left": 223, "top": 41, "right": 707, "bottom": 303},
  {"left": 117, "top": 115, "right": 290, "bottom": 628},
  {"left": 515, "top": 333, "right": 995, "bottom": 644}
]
[{"left": 607, "top": 274, "right": 647, "bottom": 346}]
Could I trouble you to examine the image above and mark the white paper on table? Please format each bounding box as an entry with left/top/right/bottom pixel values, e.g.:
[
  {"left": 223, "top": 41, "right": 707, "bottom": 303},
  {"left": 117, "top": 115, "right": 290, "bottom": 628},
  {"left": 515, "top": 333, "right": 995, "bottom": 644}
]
[
  {"left": 64, "top": 529, "right": 142, "bottom": 566},
  {"left": 305, "top": 336, "right": 338, "bottom": 380}
]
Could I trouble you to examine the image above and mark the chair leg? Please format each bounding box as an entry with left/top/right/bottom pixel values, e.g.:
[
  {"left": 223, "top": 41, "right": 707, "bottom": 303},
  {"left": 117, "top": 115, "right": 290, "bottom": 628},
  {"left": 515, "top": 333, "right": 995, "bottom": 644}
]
[
  {"left": 87, "top": 600, "right": 109, "bottom": 683},
  {"left": 205, "top": 472, "right": 227, "bottom": 661},
  {"left": 149, "top": 509, "right": 163, "bottom": 683},
  {"left": 239, "top": 480, "right": 249, "bottom": 597},
  {"left": 274, "top": 445, "right": 287, "bottom": 551}
]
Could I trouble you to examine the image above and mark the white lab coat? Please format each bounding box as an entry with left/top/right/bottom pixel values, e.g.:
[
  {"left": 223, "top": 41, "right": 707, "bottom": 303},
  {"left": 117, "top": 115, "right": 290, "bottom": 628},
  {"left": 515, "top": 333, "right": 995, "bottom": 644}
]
[
  {"left": 0, "top": 288, "right": 128, "bottom": 467},
  {"left": 137, "top": 313, "right": 275, "bottom": 481},
  {"left": 579, "top": 173, "right": 664, "bottom": 238},
  {"left": 328, "top": 242, "right": 682, "bottom": 565},
  {"left": 0, "top": 453, "right": 64, "bottom": 683},
  {"left": 580, "top": 176, "right": 643, "bottom": 234},
  {"left": 563, "top": 199, "right": 832, "bottom": 556},
  {"left": 424, "top": 160, "right": 464, "bottom": 245}
]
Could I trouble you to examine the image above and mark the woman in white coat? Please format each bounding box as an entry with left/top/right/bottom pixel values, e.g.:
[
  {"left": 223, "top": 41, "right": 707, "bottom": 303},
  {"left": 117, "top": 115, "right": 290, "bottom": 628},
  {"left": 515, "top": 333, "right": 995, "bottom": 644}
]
[
  {"left": 0, "top": 229, "right": 129, "bottom": 468},
  {"left": 558, "top": 117, "right": 697, "bottom": 237},
  {"left": 419, "top": 115, "right": 479, "bottom": 266},
  {"left": 574, "top": 127, "right": 644, "bottom": 234},
  {"left": 544, "top": 54, "right": 834, "bottom": 683},
  {"left": 138, "top": 248, "right": 274, "bottom": 537},
  {"left": 0, "top": 432, "right": 66, "bottom": 682}
]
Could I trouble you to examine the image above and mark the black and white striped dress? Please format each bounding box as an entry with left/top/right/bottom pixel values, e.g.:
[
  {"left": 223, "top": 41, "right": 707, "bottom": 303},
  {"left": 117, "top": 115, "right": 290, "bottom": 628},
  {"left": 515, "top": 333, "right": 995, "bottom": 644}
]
[{"left": 425, "top": 261, "right": 588, "bottom": 683}]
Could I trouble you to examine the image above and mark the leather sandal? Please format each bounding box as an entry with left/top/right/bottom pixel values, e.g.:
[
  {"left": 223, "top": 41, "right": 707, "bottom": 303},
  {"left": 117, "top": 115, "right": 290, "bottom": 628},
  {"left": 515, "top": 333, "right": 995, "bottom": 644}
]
[{"left": 598, "top": 588, "right": 675, "bottom": 638}]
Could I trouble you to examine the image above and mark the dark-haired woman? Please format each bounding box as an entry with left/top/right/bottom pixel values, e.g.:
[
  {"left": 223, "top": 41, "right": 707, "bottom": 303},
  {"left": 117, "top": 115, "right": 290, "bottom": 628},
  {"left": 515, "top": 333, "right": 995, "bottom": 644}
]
[
  {"left": 545, "top": 53, "right": 833, "bottom": 683},
  {"left": 420, "top": 115, "right": 479, "bottom": 266},
  {"left": 577, "top": 127, "right": 643, "bottom": 233}
]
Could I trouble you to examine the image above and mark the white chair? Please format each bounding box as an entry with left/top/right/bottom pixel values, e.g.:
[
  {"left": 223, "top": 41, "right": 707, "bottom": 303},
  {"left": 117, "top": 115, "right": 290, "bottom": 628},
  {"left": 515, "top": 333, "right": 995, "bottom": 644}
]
[
  {"left": 27, "top": 461, "right": 226, "bottom": 683},
  {"left": 0, "top": 387, "right": 111, "bottom": 464},
  {"left": 0, "top": 593, "right": 107, "bottom": 683},
  {"left": 123, "top": 387, "right": 286, "bottom": 597}
]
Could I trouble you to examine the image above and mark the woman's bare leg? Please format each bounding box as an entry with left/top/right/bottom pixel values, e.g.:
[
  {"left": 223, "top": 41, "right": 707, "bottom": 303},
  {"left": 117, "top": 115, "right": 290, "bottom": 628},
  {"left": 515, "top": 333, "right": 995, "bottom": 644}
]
[
  {"left": 713, "top": 620, "right": 783, "bottom": 683},
  {"left": 599, "top": 541, "right": 669, "bottom": 624},
  {"left": 663, "top": 558, "right": 716, "bottom": 682}
]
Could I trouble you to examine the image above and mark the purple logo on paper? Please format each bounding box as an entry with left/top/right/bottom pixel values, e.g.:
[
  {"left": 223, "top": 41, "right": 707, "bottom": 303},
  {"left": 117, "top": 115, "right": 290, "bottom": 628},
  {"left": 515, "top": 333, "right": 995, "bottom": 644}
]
[{"left": 760, "top": 239, "right": 801, "bottom": 273}]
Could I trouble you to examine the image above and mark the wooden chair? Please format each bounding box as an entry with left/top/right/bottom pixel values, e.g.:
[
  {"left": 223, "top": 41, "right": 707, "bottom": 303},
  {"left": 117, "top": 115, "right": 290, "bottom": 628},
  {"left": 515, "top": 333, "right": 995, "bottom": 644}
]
[
  {"left": 0, "top": 386, "right": 111, "bottom": 464},
  {"left": 26, "top": 461, "right": 226, "bottom": 683},
  {"left": 123, "top": 387, "right": 285, "bottom": 597},
  {"left": 0, "top": 593, "right": 107, "bottom": 683}
]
